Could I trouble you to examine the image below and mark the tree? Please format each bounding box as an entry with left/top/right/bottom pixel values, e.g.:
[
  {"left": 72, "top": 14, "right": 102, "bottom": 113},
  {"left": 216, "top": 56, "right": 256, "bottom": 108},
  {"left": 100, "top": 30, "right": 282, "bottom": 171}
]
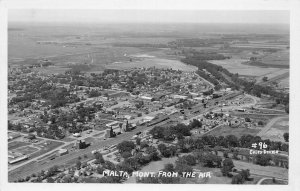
[
  {"left": 240, "top": 169, "right": 251, "bottom": 181},
  {"left": 96, "top": 166, "right": 105, "bottom": 174},
  {"left": 245, "top": 117, "right": 251, "bottom": 122},
  {"left": 177, "top": 155, "right": 197, "bottom": 166},
  {"left": 190, "top": 119, "right": 202, "bottom": 129},
  {"left": 103, "top": 161, "right": 116, "bottom": 170},
  {"left": 76, "top": 160, "right": 82, "bottom": 169},
  {"left": 285, "top": 104, "right": 289, "bottom": 114},
  {"left": 140, "top": 141, "right": 149, "bottom": 149},
  {"left": 46, "top": 165, "right": 59, "bottom": 177},
  {"left": 255, "top": 154, "right": 272, "bottom": 166},
  {"left": 158, "top": 143, "right": 167, "bottom": 154},
  {"left": 94, "top": 152, "right": 105, "bottom": 164},
  {"left": 231, "top": 173, "right": 244, "bottom": 184},
  {"left": 164, "top": 163, "right": 175, "bottom": 172},
  {"left": 116, "top": 162, "right": 134, "bottom": 174},
  {"left": 136, "top": 137, "right": 141, "bottom": 145},
  {"left": 283, "top": 132, "right": 289, "bottom": 142},
  {"left": 47, "top": 177, "right": 55, "bottom": 183},
  {"left": 124, "top": 158, "right": 140, "bottom": 170},
  {"left": 121, "top": 151, "right": 132, "bottom": 159},
  {"left": 262, "top": 77, "right": 268, "bottom": 82},
  {"left": 117, "top": 141, "right": 135, "bottom": 154},
  {"left": 145, "top": 146, "right": 160, "bottom": 161},
  {"left": 258, "top": 121, "right": 264, "bottom": 126},
  {"left": 221, "top": 158, "right": 234, "bottom": 177},
  {"left": 202, "top": 153, "right": 222, "bottom": 168},
  {"left": 175, "top": 162, "right": 193, "bottom": 175}
]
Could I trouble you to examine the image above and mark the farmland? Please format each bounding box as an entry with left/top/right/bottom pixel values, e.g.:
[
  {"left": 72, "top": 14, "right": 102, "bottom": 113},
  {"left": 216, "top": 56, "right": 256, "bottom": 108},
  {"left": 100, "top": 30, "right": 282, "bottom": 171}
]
[
  {"left": 209, "top": 59, "right": 281, "bottom": 76},
  {"left": 260, "top": 117, "right": 289, "bottom": 142},
  {"left": 8, "top": 141, "right": 31, "bottom": 150},
  {"left": 107, "top": 56, "right": 197, "bottom": 71}
]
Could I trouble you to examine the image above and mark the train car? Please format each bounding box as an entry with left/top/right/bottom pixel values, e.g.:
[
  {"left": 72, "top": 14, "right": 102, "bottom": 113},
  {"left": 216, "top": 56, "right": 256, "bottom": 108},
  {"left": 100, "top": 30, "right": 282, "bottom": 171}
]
[{"left": 8, "top": 155, "right": 28, "bottom": 164}]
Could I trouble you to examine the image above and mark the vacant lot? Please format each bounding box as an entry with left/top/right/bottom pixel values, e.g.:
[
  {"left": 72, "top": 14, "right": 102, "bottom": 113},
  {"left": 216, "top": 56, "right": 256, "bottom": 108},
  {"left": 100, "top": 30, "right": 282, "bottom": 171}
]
[
  {"left": 8, "top": 141, "right": 30, "bottom": 150},
  {"left": 14, "top": 146, "right": 39, "bottom": 155},
  {"left": 260, "top": 117, "right": 289, "bottom": 142},
  {"left": 233, "top": 160, "right": 288, "bottom": 180},
  {"left": 30, "top": 140, "right": 64, "bottom": 159},
  {"left": 206, "top": 125, "right": 261, "bottom": 138}
]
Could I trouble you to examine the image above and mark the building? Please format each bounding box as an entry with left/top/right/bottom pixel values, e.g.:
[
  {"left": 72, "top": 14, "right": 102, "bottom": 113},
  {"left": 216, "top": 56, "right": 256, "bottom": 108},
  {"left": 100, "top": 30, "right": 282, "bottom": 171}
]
[
  {"left": 8, "top": 155, "right": 28, "bottom": 164},
  {"left": 8, "top": 133, "right": 21, "bottom": 140},
  {"left": 58, "top": 149, "right": 68, "bottom": 156},
  {"left": 73, "top": 133, "right": 81, "bottom": 137},
  {"left": 75, "top": 140, "right": 90, "bottom": 149},
  {"left": 172, "top": 95, "right": 188, "bottom": 99}
]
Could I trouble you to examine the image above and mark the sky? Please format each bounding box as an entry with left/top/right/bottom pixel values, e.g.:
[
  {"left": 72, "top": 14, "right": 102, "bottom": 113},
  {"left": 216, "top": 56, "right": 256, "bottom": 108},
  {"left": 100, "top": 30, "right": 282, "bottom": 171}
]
[{"left": 8, "top": 10, "right": 289, "bottom": 24}]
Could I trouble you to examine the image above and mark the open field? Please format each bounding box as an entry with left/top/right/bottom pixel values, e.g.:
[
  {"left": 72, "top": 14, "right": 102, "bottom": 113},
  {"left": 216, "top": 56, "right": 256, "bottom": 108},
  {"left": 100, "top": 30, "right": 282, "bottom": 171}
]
[
  {"left": 233, "top": 160, "right": 288, "bottom": 180},
  {"left": 8, "top": 141, "right": 31, "bottom": 150},
  {"left": 206, "top": 125, "right": 261, "bottom": 138},
  {"left": 231, "top": 44, "right": 287, "bottom": 49},
  {"left": 261, "top": 50, "right": 289, "bottom": 66},
  {"left": 256, "top": 69, "right": 289, "bottom": 83},
  {"left": 209, "top": 59, "right": 281, "bottom": 76},
  {"left": 30, "top": 141, "right": 64, "bottom": 158},
  {"left": 277, "top": 77, "right": 289, "bottom": 88},
  {"left": 107, "top": 56, "right": 197, "bottom": 71},
  {"left": 14, "top": 146, "right": 39, "bottom": 155},
  {"left": 260, "top": 117, "right": 289, "bottom": 142}
]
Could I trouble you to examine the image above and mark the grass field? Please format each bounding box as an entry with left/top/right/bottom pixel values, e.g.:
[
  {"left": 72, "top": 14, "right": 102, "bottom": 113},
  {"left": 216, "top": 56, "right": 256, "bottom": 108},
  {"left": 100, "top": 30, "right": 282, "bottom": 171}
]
[
  {"left": 30, "top": 141, "right": 64, "bottom": 159},
  {"left": 106, "top": 57, "right": 197, "bottom": 71},
  {"left": 8, "top": 141, "right": 31, "bottom": 150},
  {"left": 206, "top": 125, "right": 261, "bottom": 138},
  {"left": 260, "top": 117, "right": 289, "bottom": 142},
  {"left": 260, "top": 178, "right": 288, "bottom": 185},
  {"left": 233, "top": 160, "right": 288, "bottom": 180},
  {"left": 92, "top": 132, "right": 105, "bottom": 137},
  {"left": 14, "top": 146, "right": 39, "bottom": 155},
  {"left": 261, "top": 50, "right": 289, "bottom": 66},
  {"left": 277, "top": 77, "right": 289, "bottom": 88},
  {"left": 209, "top": 59, "right": 280, "bottom": 76}
]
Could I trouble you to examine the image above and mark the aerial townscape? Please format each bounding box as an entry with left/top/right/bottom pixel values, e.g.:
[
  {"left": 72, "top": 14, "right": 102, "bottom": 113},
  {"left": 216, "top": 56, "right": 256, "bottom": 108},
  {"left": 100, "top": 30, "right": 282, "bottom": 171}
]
[{"left": 7, "top": 10, "right": 289, "bottom": 185}]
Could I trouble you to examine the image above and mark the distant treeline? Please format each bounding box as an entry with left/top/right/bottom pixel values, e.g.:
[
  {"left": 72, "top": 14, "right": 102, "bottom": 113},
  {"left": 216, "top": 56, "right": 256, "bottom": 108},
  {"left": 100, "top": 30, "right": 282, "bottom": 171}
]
[
  {"left": 243, "top": 61, "right": 289, "bottom": 69},
  {"left": 169, "top": 38, "right": 245, "bottom": 47},
  {"left": 113, "top": 43, "right": 168, "bottom": 48}
]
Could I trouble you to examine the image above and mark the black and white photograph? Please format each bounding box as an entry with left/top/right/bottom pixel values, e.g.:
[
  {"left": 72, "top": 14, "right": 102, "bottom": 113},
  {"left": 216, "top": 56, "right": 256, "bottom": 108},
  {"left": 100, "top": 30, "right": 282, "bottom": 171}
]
[{"left": 1, "top": 0, "right": 300, "bottom": 190}]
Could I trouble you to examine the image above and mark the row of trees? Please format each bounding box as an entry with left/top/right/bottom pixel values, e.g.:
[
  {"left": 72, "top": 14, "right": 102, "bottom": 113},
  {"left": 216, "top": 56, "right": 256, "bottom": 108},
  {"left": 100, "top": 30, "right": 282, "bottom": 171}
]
[
  {"left": 176, "top": 134, "right": 289, "bottom": 153},
  {"left": 149, "top": 121, "right": 202, "bottom": 141}
]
